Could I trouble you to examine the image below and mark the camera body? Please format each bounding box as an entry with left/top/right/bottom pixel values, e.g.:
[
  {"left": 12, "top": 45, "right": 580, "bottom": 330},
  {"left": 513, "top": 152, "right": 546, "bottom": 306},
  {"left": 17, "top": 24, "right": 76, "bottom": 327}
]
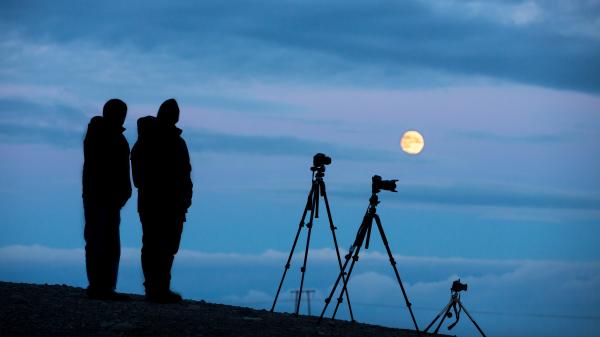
[
  {"left": 451, "top": 279, "right": 468, "bottom": 293},
  {"left": 313, "top": 153, "right": 332, "bottom": 167},
  {"left": 372, "top": 175, "right": 398, "bottom": 193}
]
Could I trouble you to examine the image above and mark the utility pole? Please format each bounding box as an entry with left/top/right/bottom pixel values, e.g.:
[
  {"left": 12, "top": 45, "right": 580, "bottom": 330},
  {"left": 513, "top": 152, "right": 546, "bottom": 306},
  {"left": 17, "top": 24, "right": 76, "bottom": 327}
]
[{"left": 291, "top": 289, "right": 316, "bottom": 315}]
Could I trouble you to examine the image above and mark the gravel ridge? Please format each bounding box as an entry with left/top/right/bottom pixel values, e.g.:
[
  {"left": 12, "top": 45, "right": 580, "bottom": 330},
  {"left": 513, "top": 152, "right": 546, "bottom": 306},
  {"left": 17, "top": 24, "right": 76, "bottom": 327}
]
[{"left": 0, "top": 281, "right": 453, "bottom": 337}]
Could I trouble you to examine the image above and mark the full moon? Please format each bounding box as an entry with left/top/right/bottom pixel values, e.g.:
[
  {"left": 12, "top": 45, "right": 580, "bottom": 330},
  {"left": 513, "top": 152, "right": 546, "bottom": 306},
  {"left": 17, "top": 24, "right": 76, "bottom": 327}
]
[{"left": 400, "top": 131, "right": 425, "bottom": 155}]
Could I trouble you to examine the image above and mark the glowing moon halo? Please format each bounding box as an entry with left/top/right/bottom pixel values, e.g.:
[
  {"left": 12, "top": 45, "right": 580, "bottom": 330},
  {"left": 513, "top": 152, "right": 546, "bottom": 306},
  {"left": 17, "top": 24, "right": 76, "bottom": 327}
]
[{"left": 400, "top": 131, "right": 425, "bottom": 155}]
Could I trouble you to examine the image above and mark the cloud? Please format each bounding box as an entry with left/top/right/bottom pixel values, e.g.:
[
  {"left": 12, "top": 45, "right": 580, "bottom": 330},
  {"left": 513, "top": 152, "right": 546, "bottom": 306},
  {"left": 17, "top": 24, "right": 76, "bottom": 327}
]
[
  {"left": 221, "top": 289, "right": 272, "bottom": 305},
  {"left": 184, "top": 128, "right": 392, "bottom": 161},
  {"left": 187, "top": 94, "right": 306, "bottom": 115},
  {"left": 0, "top": 97, "right": 89, "bottom": 147},
  {"left": 458, "top": 130, "right": 567, "bottom": 144},
  {"left": 0, "top": 120, "right": 82, "bottom": 148},
  {"left": 0, "top": 97, "right": 392, "bottom": 160},
  {"left": 510, "top": 1, "right": 541, "bottom": 26},
  {"left": 424, "top": 0, "right": 600, "bottom": 37},
  {"left": 0, "top": 244, "right": 590, "bottom": 278},
  {"left": 1, "top": 244, "right": 599, "bottom": 336},
  {"left": 0, "top": 244, "right": 84, "bottom": 264},
  {"left": 1, "top": 0, "right": 599, "bottom": 92},
  {"left": 331, "top": 182, "right": 600, "bottom": 211},
  {"left": 426, "top": 0, "right": 542, "bottom": 27}
]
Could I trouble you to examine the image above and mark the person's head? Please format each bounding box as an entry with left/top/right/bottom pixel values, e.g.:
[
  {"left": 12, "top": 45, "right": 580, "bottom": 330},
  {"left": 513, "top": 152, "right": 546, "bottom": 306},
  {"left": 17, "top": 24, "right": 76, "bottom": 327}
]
[
  {"left": 102, "top": 98, "right": 127, "bottom": 127},
  {"left": 157, "top": 98, "right": 180, "bottom": 125}
]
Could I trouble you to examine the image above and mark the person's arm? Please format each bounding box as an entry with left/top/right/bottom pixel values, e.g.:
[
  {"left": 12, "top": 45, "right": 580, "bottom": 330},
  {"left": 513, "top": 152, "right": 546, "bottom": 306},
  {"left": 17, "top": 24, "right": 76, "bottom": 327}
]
[
  {"left": 182, "top": 140, "right": 193, "bottom": 212},
  {"left": 119, "top": 138, "right": 132, "bottom": 208}
]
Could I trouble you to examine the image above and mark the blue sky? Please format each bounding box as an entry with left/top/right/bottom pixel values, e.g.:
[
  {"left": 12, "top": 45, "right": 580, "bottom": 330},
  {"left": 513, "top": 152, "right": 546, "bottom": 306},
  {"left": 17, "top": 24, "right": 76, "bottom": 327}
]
[{"left": 1, "top": 1, "right": 599, "bottom": 336}]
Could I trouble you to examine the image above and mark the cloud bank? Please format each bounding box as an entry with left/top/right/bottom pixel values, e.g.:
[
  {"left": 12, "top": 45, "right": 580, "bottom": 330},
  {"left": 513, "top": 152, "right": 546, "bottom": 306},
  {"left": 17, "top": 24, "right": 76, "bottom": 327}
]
[
  {"left": 1, "top": 0, "right": 599, "bottom": 92},
  {"left": 1, "top": 245, "right": 599, "bottom": 336}
]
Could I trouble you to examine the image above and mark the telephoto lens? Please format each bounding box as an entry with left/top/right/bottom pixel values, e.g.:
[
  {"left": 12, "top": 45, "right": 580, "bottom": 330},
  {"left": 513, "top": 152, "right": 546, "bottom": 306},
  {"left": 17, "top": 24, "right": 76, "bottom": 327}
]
[{"left": 372, "top": 175, "right": 398, "bottom": 193}]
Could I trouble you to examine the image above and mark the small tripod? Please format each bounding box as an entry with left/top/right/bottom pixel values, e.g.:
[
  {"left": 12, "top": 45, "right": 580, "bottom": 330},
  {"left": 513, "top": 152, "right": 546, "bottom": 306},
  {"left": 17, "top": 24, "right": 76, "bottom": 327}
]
[
  {"left": 318, "top": 176, "right": 420, "bottom": 335},
  {"left": 424, "top": 280, "right": 486, "bottom": 337},
  {"left": 271, "top": 155, "right": 354, "bottom": 320}
]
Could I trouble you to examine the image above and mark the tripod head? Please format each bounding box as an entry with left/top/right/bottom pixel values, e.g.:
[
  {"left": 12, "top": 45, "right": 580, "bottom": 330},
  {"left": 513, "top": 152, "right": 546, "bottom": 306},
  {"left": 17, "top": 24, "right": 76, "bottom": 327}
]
[{"left": 311, "top": 164, "right": 326, "bottom": 178}]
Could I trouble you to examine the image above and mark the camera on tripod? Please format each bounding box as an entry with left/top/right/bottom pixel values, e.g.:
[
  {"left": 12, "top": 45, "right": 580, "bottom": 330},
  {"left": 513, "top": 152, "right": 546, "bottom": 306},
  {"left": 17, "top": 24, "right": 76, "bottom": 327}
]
[
  {"left": 451, "top": 279, "right": 468, "bottom": 293},
  {"left": 372, "top": 175, "right": 398, "bottom": 193},
  {"left": 319, "top": 172, "right": 420, "bottom": 332},
  {"left": 425, "top": 278, "right": 485, "bottom": 336},
  {"left": 313, "top": 153, "right": 332, "bottom": 167}
]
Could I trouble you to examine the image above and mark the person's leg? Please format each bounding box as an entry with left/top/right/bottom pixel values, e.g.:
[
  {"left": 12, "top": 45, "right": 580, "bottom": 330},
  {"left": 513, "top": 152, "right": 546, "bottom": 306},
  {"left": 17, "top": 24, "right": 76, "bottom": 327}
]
[
  {"left": 105, "top": 208, "right": 121, "bottom": 291},
  {"left": 144, "top": 212, "right": 184, "bottom": 303},
  {"left": 164, "top": 214, "right": 184, "bottom": 291},
  {"left": 84, "top": 201, "right": 104, "bottom": 294},
  {"left": 140, "top": 212, "right": 162, "bottom": 296},
  {"left": 85, "top": 202, "right": 127, "bottom": 300}
]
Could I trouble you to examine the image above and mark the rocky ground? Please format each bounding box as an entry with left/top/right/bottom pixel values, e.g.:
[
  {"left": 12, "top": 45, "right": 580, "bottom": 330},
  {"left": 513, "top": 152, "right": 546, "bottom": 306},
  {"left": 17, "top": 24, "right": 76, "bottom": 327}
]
[{"left": 0, "top": 281, "right": 453, "bottom": 337}]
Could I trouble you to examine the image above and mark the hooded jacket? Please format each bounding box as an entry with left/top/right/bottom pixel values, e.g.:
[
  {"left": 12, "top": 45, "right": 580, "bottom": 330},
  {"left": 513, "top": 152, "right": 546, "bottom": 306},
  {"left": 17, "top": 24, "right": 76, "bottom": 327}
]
[
  {"left": 131, "top": 116, "right": 193, "bottom": 215},
  {"left": 82, "top": 116, "right": 132, "bottom": 207}
]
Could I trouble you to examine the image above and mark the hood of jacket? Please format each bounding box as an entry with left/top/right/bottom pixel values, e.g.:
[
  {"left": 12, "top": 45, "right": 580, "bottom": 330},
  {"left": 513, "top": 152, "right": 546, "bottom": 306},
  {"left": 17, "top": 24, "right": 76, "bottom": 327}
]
[
  {"left": 88, "top": 116, "right": 125, "bottom": 135},
  {"left": 137, "top": 115, "right": 182, "bottom": 137},
  {"left": 136, "top": 116, "right": 158, "bottom": 138}
]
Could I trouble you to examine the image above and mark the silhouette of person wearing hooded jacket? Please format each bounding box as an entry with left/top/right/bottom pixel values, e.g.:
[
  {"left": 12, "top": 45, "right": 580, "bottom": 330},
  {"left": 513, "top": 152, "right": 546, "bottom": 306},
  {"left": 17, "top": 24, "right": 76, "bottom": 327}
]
[
  {"left": 131, "top": 98, "right": 192, "bottom": 303},
  {"left": 82, "top": 99, "right": 131, "bottom": 300}
]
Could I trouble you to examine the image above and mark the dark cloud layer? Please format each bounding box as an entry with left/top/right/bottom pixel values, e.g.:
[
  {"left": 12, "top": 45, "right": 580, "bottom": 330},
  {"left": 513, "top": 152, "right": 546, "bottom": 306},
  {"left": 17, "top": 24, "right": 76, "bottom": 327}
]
[
  {"left": 0, "top": 99, "right": 87, "bottom": 147},
  {"left": 330, "top": 182, "right": 600, "bottom": 211},
  {"left": 185, "top": 129, "right": 391, "bottom": 161},
  {"left": 458, "top": 130, "right": 567, "bottom": 143},
  {"left": 0, "top": 98, "right": 390, "bottom": 160},
  {"left": 1, "top": 0, "right": 599, "bottom": 92}
]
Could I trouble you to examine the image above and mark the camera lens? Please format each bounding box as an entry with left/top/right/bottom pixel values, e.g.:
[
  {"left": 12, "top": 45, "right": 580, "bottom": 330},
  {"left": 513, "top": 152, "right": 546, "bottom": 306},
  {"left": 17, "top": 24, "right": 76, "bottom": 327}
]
[{"left": 372, "top": 175, "right": 398, "bottom": 193}]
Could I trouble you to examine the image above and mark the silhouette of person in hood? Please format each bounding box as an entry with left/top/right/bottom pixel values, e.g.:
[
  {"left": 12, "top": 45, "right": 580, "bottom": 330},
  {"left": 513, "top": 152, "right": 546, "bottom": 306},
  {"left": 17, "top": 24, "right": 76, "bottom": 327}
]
[
  {"left": 82, "top": 98, "right": 132, "bottom": 301},
  {"left": 131, "top": 98, "right": 193, "bottom": 303}
]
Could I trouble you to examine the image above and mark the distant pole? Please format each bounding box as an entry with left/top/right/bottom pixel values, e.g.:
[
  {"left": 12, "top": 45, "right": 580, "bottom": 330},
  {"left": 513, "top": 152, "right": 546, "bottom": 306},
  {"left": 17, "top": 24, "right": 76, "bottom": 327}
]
[
  {"left": 291, "top": 289, "right": 316, "bottom": 315},
  {"left": 291, "top": 290, "right": 300, "bottom": 314},
  {"left": 306, "top": 290, "right": 315, "bottom": 315}
]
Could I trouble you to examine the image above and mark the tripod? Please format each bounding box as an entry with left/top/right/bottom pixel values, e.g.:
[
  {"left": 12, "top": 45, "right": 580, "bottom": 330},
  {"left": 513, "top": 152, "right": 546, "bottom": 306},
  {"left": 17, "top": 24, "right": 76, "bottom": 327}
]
[
  {"left": 271, "top": 163, "right": 354, "bottom": 320},
  {"left": 318, "top": 190, "right": 420, "bottom": 335},
  {"left": 424, "top": 288, "right": 486, "bottom": 337}
]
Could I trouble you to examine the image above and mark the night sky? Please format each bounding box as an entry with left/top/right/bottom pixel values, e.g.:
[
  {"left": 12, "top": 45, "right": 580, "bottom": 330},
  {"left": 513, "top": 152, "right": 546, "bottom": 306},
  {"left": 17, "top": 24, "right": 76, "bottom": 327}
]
[{"left": 1, "top": 1, "right": 599, "bottom": 336}]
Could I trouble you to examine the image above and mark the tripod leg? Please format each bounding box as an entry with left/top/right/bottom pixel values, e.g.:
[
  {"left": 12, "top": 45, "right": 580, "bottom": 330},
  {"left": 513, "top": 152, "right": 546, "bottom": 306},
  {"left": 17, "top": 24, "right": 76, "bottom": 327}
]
[
  {"left": 331, "top": 238, "right": 363, "bottom": 320},
  {"left": 424, "top": 300, "right": 452, "bottom": 333},
  {"left": 331, "top": 213, "right": 372, "bottom": 320},
  {"left": 433, "top": 302, "right": 452, "bottom": 334},
  {"left": 447, "top": 301, "right": 460, "bottom": 330},
  {"left": 318, "top": 212, "right": 370, "bottom": 323},
  {"left": 373, "top": 215, "right": 421, "bottom": 333},
  {"left": 296, "top": 182, "right": 318, "bottom": 315},
  {"left": 271, "top": 183, "right": 314, "bottom": 312},
  {"left": 458, "top": 301, "right": 487, "bottom": 337},
  {"left": 321, "top": 183, "right": 355, "bottom": 322},
  {"left": 318, "top": 246, "right": 353, "bottom": 322}
]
